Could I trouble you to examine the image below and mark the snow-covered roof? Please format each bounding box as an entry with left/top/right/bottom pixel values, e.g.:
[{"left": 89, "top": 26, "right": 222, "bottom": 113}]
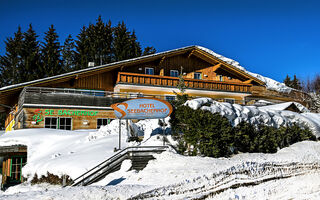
[
  {"left": 260, "top": 102, "right": 310, "bottom": 113},
  {"left": 196, "top": 46, "right": 293, "bottom": 93},
  {"left": 0, "top": 45, "right": 278, "bottom": 92}
]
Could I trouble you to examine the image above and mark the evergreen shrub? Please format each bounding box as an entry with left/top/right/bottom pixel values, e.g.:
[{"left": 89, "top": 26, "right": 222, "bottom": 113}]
[{"left": 170, "top": 104, "right": 317, "bottom": 158}]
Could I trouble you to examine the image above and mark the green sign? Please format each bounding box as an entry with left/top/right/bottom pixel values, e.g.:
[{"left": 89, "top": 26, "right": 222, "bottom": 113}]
[
  {"left": 32, "top": 109, "right": 99, "bottom": 123},
  {"left": 44, "top": 109, "right": 98, "bottom": 116}
]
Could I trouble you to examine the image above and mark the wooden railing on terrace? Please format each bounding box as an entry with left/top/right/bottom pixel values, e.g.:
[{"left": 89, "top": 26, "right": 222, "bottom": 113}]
[
  {"left": 117, "top": 72, "right": 252, "bottom": 93},
  {"left": 251, "top": 86, "right": 307, "bottom": 103}
]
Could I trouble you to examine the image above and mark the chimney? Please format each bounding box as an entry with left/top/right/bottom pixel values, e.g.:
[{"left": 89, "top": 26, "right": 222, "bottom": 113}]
[{"left": 88, "top": 62, "right": 95, "bottom": 67}]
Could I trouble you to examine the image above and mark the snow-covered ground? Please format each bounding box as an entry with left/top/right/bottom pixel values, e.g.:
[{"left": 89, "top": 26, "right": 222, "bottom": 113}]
[
  {"left": 1, "top": 141, "right": 320, "bottom": 199},
  {"left": 0, "top": 99, "right": 320, "bottom": 199}
]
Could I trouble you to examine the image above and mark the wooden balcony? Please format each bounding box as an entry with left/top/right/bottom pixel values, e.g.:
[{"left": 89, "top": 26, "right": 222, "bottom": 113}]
[{"left": 116, "top": 72, "right": 252, "bottom": 93}]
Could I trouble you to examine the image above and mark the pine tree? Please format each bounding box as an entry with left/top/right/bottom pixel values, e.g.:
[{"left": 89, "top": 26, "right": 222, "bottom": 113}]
[
  {"left": 283, "top": 74, "right": 292, "bottom": 87},
  {"left": 128, "top": 30, "right": 142, "bottom": 58},
  {"left": 142, "top": 46, "right": 156, "bottom": 56},
  {"left": 0, "top": 26, "right": 23, "bottom": 85},
  {"left": 113, "top": 21, "right": 131, "bottom": 61},
  {"left": 61, "top": 34, "right": 76, "bottom": 72},
  {"left": 75, "top": 26, "right": 90, "bottom": 70},
  {"left": 88, "top": 16, "right": 113, "bottom": 65},
  {"left": 292, "top": 75, "right": 302, "bottom": 90},
  {"left": 41, "top": 25, "right": 62, "bottom": 77},
  {"left": 21, "top": 24, "right": 41, "bottom": 82}
]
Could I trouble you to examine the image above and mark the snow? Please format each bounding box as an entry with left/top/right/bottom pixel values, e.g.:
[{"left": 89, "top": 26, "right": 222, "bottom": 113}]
[
  {"left": 0, "top": 118, "right": 172, "bottom": 181},
  {"left": 260, "top": 101, "right": 310, "bottom": 113},
  {"left": 184, "top": 98, "right": 320, "bottom": 136},
  {"left": 0, "top": 99, "right": 319, "bottom": 199},
  {"left": 0, "top": 121, "right": 132, "bottom": 180},
  {"left": 1, "top": 141, "right": 320, "bottom": 199}
]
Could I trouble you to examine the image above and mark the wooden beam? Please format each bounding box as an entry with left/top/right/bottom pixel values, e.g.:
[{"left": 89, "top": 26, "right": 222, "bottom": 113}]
[
  {"left": 212, "top": 64, "right": 222, "bottom": 72},
  {"left": 188, "top": 50, "right": 195, "bottom": 59},
  {"left": 244, "top": 79, "right": 253, "bottom": 84},
  {"left": 158, "top": 56, "right": 166, "bottom": 66}
]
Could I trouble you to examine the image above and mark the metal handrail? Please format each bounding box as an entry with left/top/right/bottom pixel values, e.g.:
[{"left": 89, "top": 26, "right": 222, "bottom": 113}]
[{"left": 71, "top": 146, "right": 168, "bottom": 186}]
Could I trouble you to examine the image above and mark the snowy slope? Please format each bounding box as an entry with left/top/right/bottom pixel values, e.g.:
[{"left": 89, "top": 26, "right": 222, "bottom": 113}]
[
  {"left": 184, "top": 98, "right": 320, "bottom": 137},
  {"left": 1, "top": 141, "right": 320, "bottom": 199},
  {"left": 0, "top": 120, "right": 134, "bottom": 180},
  {"left": 0, "top": 118, "right": 171, "bottom": 181}
]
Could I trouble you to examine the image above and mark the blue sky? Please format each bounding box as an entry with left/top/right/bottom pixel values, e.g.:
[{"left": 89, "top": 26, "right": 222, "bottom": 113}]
[{"left": 1, "top": 0, "right": 320, "bottom": 82}]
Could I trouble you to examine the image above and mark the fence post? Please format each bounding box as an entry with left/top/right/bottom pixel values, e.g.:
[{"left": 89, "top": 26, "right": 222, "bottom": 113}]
[{"left": 119, "top": 119, "right": 121, "bottom": 150}]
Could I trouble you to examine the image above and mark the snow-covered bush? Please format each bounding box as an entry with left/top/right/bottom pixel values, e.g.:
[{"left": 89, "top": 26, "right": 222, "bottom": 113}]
[{"left": 170, "top": 104, "right": 316, "bottom": 157}]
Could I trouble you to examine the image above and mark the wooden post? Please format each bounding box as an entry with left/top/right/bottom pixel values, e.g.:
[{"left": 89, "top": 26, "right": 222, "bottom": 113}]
[{"left": 119, "top": 119, "right": 121, "bottom": 150}]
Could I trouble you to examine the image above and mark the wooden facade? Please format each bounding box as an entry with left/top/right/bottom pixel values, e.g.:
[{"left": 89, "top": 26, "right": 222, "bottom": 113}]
[
  {"left": 0, "top": 145, "right": 27, "bottom": 189},
  {"left": 22, "top": 107, "right": 115, "bottom": 130},
  {"left": 0, "top": 45, "right": 306, "bottom": 131}
]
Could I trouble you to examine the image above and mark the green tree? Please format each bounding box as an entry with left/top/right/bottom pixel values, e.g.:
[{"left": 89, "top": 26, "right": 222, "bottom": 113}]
[
  {"left": 233, "top": 121, "right": 256, "bottom": 152},
  {"left": 21, "top": 24, "right": 41, "bottom": 82},
  {"left": 41, "top": 25, "right": 62, "bottom": 77},
  {"left": 87, "top": 16, "right": 113, "bottom": 65},
  {"left": 292, "top": 75, "right": 302, "bottom": 90},
  {"left": 283, "top": 74, "right": 302, "bottom": 90},
  {"left": 128, "top": 30, "right": 142, "bottom": 58},
  {"left": 170, "top": 106, "right": 234, "bottom": 157},
  {"left": 142, "top": 46, "right": 156, "bottom": 56},
  {"left": 75, "top": 26, "right": 90, "bottom": 70},
  {"left": 61, "top": 34, "right": 76, "bottom": 72},
  {"left": 0, "top": 26, "right": 23, "bottom": 85},
  {"left": 113, "top": 21, "right": 131, "bottom": 61},
  {"left": 284, "top": 74, "right": 292, "bottom": 87}
]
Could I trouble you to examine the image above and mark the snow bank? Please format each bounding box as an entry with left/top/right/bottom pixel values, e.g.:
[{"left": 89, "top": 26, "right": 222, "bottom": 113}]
[
  {"left": 0, "top": 117, "right": 174, "bottom": 181},
  {"left": 2, "top": 141, "right": 320, "bottom": 199},
  {"left": 184, "top": 98, "right": 320, "bottom": 136},
  {"left": 0, "top": 126, "right": 132, "bottom": 180},
  {"left": 197, "top": 46, "right": 293, "bottom": 93}
]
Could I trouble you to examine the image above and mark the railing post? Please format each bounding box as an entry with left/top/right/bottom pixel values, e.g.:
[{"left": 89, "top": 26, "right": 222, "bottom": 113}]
[{"left": 119, "top": 119, "right": 121, "bottom": 150}]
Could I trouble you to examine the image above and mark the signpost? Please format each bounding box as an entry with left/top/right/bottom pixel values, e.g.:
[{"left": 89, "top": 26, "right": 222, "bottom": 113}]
[{"left": 111, "top": 98, "right": 173, "bottom": 150}]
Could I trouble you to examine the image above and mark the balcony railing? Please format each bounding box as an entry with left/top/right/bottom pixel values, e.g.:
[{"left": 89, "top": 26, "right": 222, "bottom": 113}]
[{"left": 117, "top": 72, "right": 252, "bottom": 93}]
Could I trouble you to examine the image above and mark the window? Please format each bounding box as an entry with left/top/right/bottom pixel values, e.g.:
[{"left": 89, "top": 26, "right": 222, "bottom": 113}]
[
  {"left": 10, "top": 157, "right": 27, "bottom": 181},
  {"left": 45, "top": 117, "right": 57, "bottom": 129},
  {"left": 218, "top": 75, "right": 223, "bottom": 81},
  {"left": 59, "top": 118, "right": 72, "bottom": 130},
  {"left": 165, "top": 95, "right": 176, "bottom": 101},
  {"left": 194, "top": 72, "right": 202, "bottom": 79},
  {"left": 45, "top": 117, "right": 72, "bottom": 130},
  {"left": 225, "top": 98, "right": 235, "bottom": 104},
  {"left": 170, "top": 70, "right": 179, "bottom": 77},
  {"left": 145, "top": 67, "right": 154, "bottom": 75},
  {"left": 97, "top": 118, "right": 113, "bottom": 129}
]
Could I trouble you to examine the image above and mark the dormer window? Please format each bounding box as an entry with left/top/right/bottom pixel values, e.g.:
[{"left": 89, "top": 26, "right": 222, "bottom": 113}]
[
  {"left": 145, "top": 67, "right": 154, "bottom": 75},
  {"left": 170, "top": 70, "right": 179, "bottom": 77},
  {"left": 194, "top": 72, "right": 202, "bottom": 79}
]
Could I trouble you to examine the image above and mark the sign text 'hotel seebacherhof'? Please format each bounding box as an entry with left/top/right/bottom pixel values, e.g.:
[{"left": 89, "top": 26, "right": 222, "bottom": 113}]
[{"left": 111, "top": 98, "right": 173, "bottom": 119}]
